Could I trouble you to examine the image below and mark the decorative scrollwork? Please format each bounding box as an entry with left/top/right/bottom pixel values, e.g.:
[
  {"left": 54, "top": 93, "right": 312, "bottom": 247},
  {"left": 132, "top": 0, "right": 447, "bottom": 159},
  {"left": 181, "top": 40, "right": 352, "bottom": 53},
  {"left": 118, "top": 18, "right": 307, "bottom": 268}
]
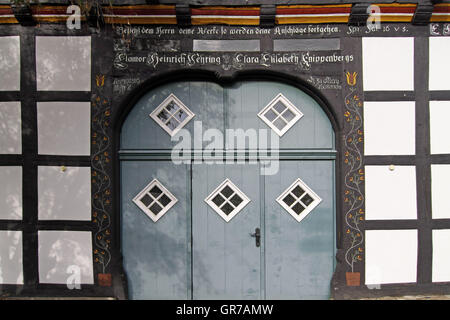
[
  {"left": 343, "top": 71, "right": 365, "bottom": 273},
  {"left": 92, "top": 75, "right": 112, "bottom": 274}
]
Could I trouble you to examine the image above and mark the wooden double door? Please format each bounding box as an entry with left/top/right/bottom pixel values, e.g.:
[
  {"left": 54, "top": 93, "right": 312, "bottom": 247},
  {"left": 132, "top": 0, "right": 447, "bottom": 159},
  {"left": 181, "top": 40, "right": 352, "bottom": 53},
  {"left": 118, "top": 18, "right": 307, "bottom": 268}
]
[{"left": 120, "top": 81, "right": 336, "bottom": 299}]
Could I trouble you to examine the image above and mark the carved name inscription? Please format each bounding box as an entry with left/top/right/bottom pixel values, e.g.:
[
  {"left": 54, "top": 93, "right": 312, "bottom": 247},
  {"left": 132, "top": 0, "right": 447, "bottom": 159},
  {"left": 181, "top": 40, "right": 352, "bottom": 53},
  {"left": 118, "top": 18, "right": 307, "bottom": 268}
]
[{"left": 114, "top": 51, "right": 354, "bottom": 71}]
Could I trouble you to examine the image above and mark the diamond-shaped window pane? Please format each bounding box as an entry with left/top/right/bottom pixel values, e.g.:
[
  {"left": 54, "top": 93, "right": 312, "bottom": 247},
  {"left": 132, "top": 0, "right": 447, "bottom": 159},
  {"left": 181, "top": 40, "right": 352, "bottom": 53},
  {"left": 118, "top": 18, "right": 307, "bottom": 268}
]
[
  {"left": 174, "top": 110, "right": 188, "bottom": 122},
  {"left": 273, "top": 101, "right": 287, "bottom": 114},
  {"left": 150, "top": 94, "right": 195, "bottom": 136},
  {"left": 221, "top": 202, "right": 234, "bottom": 215},
  {"left": 281, "top": 109, "right": 295, "bottom": 122},
  {"left": 165, "top": 101, "right": 179, "bottom": 114},
  {"left": 132, "top": 179, "right": 178, "bottom": 222},
  {"left": 220, "top": 185, "right": 234, "bottom": 198},
  {"left": 149, "top": 202, "right": 163, "bottom": 215},
  {"left": 157, "top": 109, "right": 170, "bottom": 122},
  {"left": 292, "top": 186, "right": 305, "bottom": 198},
  {"left": 205, "top": 179, "right": 251, "bottom": 222},
  {"left": 230, "top": 194, "right": 243, "bottom": 207},
  {"left": 292, "top": 202, "right": 305, "bottom": 215},
  {"left": 282, "top": 194, "right": 296, "bottom": 206},
  {"left": 149, "top": 186, "right": 162, "bottom": 198},
  {"left": 212, "top": 194, "right": 226, "bottom": 206},
  {"left": 276, "top": 178, "right": 322, "bottom": 222},
  {"left": 273, "top": 118, "right": 287, "bottom": 131},
  {"left": 258, "top": 93, "right": 303, "bottom": 137},
  {"left": 158, "top": 194, "right": 172, "bottom": 207},
  {"left": 264, "top": 109, "right": 277, "bottom": 122},
  {"left": 301, "top": 193, "right": 314, "bottom": 206},
  {"left": 140, "top": 194, "right": 152, "bottom": 207}
]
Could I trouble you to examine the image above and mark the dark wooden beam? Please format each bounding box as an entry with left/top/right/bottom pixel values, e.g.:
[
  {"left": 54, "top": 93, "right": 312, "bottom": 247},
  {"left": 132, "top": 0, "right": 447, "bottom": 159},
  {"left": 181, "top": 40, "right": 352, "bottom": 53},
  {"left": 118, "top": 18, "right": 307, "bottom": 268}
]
[
  {"left": 176, "top": 4, "right": 191, "bottom": 28},
  {"left": 412, "top": 2, "right": 435, "bottom": 25},
  {"left": 11, "top": 3, "right": 36, "bottom": 26},
  {"left": 260, "top": 4, "right": 276, "bottom": 28},
  {"left": 348, "top": 3, "right": 370, "bottom": 26},
  {"left": 87, "top": 2, "right": 105, "bottom": 29}
]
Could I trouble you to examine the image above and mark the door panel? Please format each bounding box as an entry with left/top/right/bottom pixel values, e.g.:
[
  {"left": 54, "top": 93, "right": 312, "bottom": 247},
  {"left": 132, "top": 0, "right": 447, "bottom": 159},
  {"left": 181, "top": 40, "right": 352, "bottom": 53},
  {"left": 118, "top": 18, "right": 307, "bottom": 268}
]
[
  {"left": 120, "top": 80, "right": 337, "bottom": 300},
  {"left": 264, "top": 160, "right": 335, "bottom": 299},
  {"left": 192, "top": 163, "right": 261, "bottom": 299},
  {"left": 121, "top": 161, "right": 191, "bottom": 299},
  {"left": 121, "top": 81, "right": 224, "bottom": 150},
  {"left": 226, "top": 82, "right": 334, "bottom": 150}
]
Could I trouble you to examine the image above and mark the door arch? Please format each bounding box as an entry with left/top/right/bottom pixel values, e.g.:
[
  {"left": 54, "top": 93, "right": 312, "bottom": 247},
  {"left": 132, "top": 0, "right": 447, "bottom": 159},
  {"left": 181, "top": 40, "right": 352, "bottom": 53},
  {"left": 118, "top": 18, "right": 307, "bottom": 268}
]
[{"left": 119, "top": 79, "right": 337, "bottom": 299}]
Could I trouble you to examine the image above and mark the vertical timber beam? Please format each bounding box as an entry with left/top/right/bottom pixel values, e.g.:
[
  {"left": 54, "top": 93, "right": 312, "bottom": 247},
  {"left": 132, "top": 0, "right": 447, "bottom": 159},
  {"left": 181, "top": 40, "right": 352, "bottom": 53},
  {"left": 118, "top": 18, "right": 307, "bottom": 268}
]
[
  {"left": 176, "top": 4, "right": 191, "bottom": 28},
  {"left": 260, "top": 4, "right": 276, "bottom": 28},
  {"left": 348, "top": 3, "right": 370, "bottom": 26},
  {"left": 412, "top": 2, "right": 435, "bottom": 26},
  {"left": 11, "top": 3, "right": 36, "bottom": 26}
]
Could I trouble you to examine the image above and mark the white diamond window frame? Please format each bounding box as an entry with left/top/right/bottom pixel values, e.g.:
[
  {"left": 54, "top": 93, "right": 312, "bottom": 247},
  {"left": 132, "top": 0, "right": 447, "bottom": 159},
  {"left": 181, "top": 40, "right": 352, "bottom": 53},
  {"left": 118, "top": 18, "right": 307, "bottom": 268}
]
[
  {"left": 132, "top": 178, "right": 178, "bottom": 222},
  {"left": 204, "top": 178, "right": 251, "bottom": 222},
  {"left": 257, "top": 93, "right": 304, "bottom": 137},
  {"left": 276, "top": 178, "right": 322, "bottom": 222},
  {"left": 150, "top": 93, "right": 195, "bottom": 137}
]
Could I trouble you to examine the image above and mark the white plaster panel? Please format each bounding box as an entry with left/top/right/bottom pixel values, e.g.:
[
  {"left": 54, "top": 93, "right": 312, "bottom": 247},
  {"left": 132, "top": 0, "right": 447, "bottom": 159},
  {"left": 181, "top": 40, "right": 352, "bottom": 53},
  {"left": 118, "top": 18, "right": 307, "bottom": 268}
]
[
  {"left": 0, "top": 36, "right": 20, "bottom": 91},
  {"left": 362, "top": 37, "right": 414, "bottom": 91},
  {"left": 429, "top": 37, "right": 450, "bottom": 91},
  {"left": 365, "top": 165, "right": 417, "bottom": 220},
  {"left": 364, "top": 101, "right": 415, "bottom": 155},
  {"left": 365, "top": 229, "right": 418, "bottom": 285},
  {"left": 0, "top": 166, "right": 22, "bottom": 220},
  {"left": 430, "top": 101, "right": 450, "bottom": 155},
  {"left": 0, "top": 231, "right": 23, "bottom": 284},
  {"left": 0, "top": 101, "right": 21, "bottom": 154},
  {"left": 37, "top": 102, "right": 90, "bottom": 156},
  {"left": 38, "top": 166, "right": 91, "bottom": 221},
  {"left": 38, "top": 231, "right": 93, "bottom": 284},
  {"left": 432, "top": 229, "right": 450, "bottom": 282},
  {"left": 36, "top": 36, "right": 91, "bottom": 91},
  {"left": 431, "top": 164, "right": 450, "bottom": 219}
]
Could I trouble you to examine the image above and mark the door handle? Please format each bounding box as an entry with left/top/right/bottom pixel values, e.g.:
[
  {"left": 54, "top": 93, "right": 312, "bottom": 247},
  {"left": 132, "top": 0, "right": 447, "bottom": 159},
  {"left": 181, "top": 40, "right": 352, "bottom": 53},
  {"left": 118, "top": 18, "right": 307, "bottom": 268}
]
[{"left": 250, "top": 227, "right": 260, "bottom": 247}]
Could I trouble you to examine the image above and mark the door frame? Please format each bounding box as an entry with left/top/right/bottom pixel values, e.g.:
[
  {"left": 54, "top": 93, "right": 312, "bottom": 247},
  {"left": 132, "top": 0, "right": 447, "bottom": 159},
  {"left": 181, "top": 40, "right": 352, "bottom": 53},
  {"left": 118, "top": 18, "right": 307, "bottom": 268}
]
[{"left": 111, "top": 70, "right": 343, "bottom": 299}]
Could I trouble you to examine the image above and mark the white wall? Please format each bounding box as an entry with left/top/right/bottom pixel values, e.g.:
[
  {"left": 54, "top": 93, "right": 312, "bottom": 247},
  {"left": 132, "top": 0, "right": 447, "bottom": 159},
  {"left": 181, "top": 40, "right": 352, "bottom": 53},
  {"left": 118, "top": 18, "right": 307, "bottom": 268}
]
[{"left": 365, "top": 230, "right": 418, "bottom": 285}]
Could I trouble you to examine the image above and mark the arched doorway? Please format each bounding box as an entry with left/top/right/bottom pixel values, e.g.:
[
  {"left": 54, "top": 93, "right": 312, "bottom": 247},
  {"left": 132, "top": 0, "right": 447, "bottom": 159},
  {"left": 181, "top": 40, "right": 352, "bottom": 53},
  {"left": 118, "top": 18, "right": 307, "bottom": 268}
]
[{"left": 119, "top": 80, "right": 336, "bottom": 299}]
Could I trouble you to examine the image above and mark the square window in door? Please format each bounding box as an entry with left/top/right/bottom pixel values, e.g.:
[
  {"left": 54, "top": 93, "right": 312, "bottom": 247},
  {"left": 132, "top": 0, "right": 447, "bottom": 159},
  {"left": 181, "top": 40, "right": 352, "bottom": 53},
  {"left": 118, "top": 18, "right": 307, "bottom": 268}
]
[
  {"left": 150, "top": 94, "right": 195, "bottom": 137},
  {"left": 258, "top": 93, "right": 303, "bottom": 137},
  {"left": 132, "top": 179, "right": 178, "bottom": 222},
  {"left": 205, "top": 178, "right": 251, "bottom": 222},
  {"left": 276, "top": 178, "right": 322, "bottom": 222}
]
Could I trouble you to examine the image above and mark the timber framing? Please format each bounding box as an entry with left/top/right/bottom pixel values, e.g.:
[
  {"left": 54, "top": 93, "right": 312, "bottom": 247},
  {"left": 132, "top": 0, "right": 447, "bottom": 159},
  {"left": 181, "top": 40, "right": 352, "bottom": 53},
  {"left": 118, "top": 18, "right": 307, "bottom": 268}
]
[{"left": 0, "top": 2, "right": 449, "bottom": 25}]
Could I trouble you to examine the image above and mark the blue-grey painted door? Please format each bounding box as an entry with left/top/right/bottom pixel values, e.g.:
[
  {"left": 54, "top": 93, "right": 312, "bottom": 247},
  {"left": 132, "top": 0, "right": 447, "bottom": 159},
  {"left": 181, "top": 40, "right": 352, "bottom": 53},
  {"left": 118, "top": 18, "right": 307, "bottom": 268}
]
[
  {"left": 192, "top": 163, "right": 261, "bottom": 299},
  {"left": 121, "top": 161, "right": 191, "bottom": 299},
  {"left": 120, "top": 80, "right": 336, "bottom": 300},
  {"left": 264, "top": 160, "right": 335, "bottom": 299}
]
